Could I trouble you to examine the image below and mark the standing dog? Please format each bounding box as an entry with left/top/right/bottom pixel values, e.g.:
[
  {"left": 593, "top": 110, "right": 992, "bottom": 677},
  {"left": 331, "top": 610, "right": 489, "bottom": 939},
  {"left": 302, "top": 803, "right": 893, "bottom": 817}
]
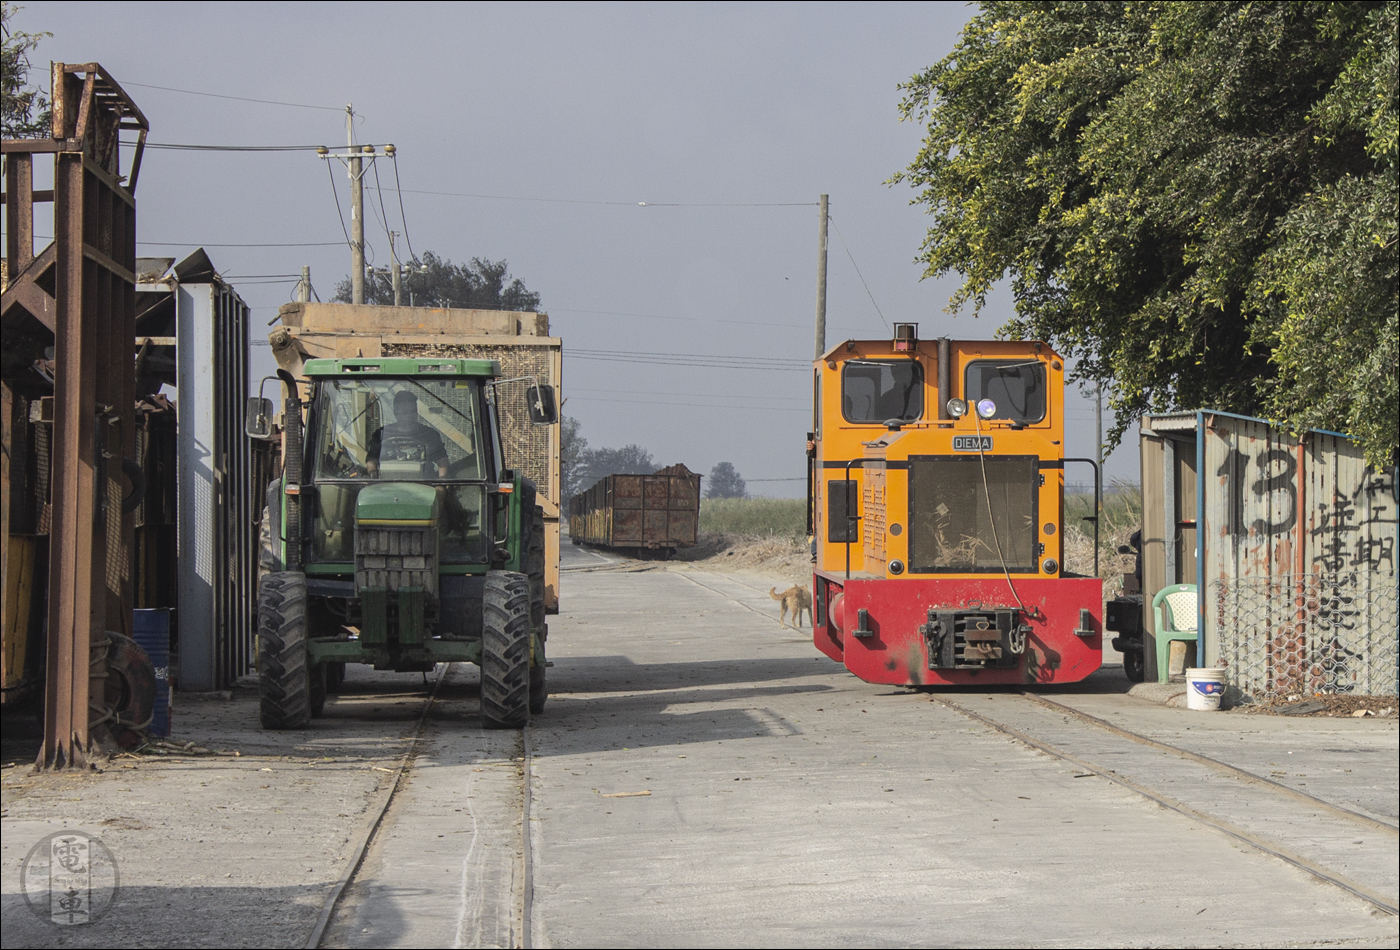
[{"left": 769, "top": 585, "right": 813, "bottom": 629}]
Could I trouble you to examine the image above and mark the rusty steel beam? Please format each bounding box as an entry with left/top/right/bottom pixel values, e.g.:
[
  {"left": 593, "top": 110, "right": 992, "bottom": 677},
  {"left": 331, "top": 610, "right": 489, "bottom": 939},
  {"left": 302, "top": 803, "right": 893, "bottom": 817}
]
[{"left": 1, "top": 62, "right": 146, "bottom": 768}]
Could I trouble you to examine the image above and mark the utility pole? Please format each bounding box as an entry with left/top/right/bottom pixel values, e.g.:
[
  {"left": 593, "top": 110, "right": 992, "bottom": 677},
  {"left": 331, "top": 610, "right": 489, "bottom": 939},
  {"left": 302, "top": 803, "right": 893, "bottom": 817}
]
[
  {"left": 815, "top": 193, "right": 828, "bottom": 359},
  {"left": 318, "top": 108, "right": 391, "bottom": 307},
  {"left": 390, "top": 230, "right": 402, "bottom": 306},
  {"left": 298, "top": 265, "right": 310, "bottom": 303},
  {"left": 1095, "top": 381, "right": 1104, "bottom": 569},
  {"left": 347, "top": 106, "right": 365, "bottom": 305}
]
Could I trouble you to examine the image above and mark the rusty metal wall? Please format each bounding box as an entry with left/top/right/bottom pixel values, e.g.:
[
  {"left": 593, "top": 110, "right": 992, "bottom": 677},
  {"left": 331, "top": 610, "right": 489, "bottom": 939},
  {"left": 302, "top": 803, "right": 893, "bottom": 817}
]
[{"left": 1198, "top": 413, "right": 1399, "bottom": 699}]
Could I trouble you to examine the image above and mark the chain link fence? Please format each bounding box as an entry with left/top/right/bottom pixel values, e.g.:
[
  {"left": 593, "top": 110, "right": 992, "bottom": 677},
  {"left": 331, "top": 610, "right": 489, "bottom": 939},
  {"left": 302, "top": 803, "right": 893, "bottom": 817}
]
[{"left": 1213, "top": 573, "right": 1399, "bottom": 702}]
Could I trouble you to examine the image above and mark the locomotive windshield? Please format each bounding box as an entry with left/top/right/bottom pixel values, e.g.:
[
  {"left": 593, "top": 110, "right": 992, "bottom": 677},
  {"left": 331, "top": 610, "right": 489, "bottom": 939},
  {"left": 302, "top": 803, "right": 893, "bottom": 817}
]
[
  {"left": 907, "top": 455, "right": 1039, "bottom": 573},
  {"left": 964, "top": 360, "right": 1046, "bottom": 423},
  {"left": 842, "top": 360, "right": 923, "bottom": 423}
]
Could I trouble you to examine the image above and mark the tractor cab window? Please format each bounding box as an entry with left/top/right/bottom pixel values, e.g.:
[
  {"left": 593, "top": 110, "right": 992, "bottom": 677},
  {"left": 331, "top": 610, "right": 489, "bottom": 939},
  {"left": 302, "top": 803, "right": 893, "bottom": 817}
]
[
  {"left": 841, "top": 360, "right": 923, "bottom": 424},
  {"left": 312, "top": 378, "right": 485, "bottom": 483},
  {"left": 309, "top": 378, "right": 489, "bottom": 565},
  {"left": 964, "top": 360, "right": 1046, "bottom": 424}
]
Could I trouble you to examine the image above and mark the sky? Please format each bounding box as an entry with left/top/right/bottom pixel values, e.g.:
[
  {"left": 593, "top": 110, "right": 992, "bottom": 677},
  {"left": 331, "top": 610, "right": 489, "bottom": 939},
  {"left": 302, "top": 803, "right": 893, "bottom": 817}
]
[{"left": 10, "top": 1, "right": 1135, "bottom": 496}]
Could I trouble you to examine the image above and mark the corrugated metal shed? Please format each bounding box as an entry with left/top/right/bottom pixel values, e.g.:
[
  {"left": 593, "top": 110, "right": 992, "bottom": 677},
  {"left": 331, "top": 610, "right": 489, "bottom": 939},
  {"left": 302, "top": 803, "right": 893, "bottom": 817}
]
[{"left": 1140, "top": 411, "right": 1398, "bottom": 698}]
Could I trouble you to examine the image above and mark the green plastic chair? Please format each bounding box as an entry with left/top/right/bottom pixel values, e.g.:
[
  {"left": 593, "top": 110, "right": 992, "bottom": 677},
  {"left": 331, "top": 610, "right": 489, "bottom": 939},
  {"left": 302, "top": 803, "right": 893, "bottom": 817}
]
[{"left": 1152, "top": 583, "right": 1198, "bottom": 683}]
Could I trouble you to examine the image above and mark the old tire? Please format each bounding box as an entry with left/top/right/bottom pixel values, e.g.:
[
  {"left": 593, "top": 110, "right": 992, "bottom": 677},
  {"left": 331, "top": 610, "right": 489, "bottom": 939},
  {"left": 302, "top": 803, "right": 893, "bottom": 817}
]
[
  {"left": 481, "top": 570, "right": 531, "bottom": 729},
  {"left": 258, "top": 571, "right": 311, "bottom": 729},
  {"left": 1124, "top": 648, "right": 1146, "bottom": 683}
]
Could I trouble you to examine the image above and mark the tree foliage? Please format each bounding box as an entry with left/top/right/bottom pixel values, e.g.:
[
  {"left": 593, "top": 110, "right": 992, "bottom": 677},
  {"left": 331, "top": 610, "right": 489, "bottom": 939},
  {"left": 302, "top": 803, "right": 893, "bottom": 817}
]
[
  {"left": 559, "top": 416, "right": 660, "bottom": 506},
  {"left": 2, "top": 2, "right": 51, "bottom": 138},
  {"left": 706, "top": 461, "right": 747, "bottom": 499},
  {"left": 334, "top": 251, "right": 542, "bottom": 312},
  {"left": 895, "top": 1, "right": 1397, "bottom": 467}
]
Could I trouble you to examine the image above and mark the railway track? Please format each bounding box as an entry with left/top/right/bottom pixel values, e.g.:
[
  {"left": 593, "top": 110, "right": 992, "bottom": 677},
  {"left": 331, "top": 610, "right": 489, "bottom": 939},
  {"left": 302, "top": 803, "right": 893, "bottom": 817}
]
[
  {"left": 304, "top": 664, "right": 540, "bottom": 949},
  {"left": 933, "top": 691, "right": 1399, "bottom": 917}
]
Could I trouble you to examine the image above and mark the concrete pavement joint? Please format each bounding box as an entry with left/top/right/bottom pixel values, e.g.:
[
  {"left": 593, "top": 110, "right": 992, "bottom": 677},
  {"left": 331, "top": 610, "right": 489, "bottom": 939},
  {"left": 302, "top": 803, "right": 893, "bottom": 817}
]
[
  {"left": 932, "top": 694, "right": 1400, "bottom": 917},
  {"left": 1023, "top": 691, "right": 1400, "bottom": 836}
]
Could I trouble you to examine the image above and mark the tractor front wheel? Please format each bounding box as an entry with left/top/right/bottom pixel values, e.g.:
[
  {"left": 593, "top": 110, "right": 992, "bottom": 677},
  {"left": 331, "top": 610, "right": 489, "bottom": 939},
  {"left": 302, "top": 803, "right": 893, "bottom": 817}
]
[
  {"left": 481, "top": 571, "right": 531, "bottom": 729},
  {"left": 258, "top": 571, "right": 312, "bottom": 729}
]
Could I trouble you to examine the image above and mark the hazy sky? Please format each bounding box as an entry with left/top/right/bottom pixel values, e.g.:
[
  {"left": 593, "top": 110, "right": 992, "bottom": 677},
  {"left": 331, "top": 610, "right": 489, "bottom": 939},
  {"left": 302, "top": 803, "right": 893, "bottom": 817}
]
[{"left": 13, "top": 1, "right": 1134, "bottom": 495}]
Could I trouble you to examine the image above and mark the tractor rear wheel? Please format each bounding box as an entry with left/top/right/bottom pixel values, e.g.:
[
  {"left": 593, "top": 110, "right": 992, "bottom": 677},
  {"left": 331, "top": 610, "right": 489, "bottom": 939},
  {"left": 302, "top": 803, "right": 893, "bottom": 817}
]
[
  {"left": 481, "top": 570, "right": 531, "bottom": 729},
  {"left": 525, "top": 505, "right": 549, "bottom": 715},
  {"left": 258, "top": 571, "right": 311, "bottom": 729}
]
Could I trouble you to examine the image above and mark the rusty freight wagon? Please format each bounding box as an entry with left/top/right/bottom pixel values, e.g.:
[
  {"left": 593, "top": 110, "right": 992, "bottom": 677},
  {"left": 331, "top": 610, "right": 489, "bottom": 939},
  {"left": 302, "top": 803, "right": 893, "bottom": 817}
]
[{"left": 569, "top": 464, "right": 700, "bottom": 555}]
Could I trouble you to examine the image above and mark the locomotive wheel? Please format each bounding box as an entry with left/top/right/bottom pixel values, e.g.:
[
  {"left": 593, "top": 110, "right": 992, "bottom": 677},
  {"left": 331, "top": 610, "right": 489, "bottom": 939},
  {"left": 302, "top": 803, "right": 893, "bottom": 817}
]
[
  {"left": 481, "top": 570, "right": 531, "bottom": 729},
  {"left": 258, "top": 571, "right": 311, "bottom": 729},
  {"left": 1124, "top": 648, "right": 1146, "bottom": 683}
]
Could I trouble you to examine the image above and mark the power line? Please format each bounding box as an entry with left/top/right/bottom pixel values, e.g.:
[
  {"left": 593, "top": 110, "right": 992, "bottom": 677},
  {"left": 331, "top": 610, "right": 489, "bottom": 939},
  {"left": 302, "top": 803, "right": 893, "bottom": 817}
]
[
  {"left": 33, "top": 236, "right": 344, "bottom": 248},
  {"left": 550, "top": 307, "right": 808, "bottom": 331},
  {"left": 140, "top": 143, "right": 325, "bottom": 152},
  {"left": 567, "top": 395, "right": 807, "bottom": 413},
  {"left": 570, "top": 347, "right": 804, "bottom": 366},
  {"left": 121, "top": 80, "right": 342, "bottom": 112},
  {"left": 570, "top": 385, "right": 808, "bottom": 402},
  {"left": 828, "top": 215, "right": 890, "bottom": 331},
  {"left": 390, "top": 152, "right": 418, "bottom": 263},
  {"left": 325, "top": 160, "right": 354, "bottom": 251},
  {"left": 398, "top": 187, "right": 817, "bottom": 208}
]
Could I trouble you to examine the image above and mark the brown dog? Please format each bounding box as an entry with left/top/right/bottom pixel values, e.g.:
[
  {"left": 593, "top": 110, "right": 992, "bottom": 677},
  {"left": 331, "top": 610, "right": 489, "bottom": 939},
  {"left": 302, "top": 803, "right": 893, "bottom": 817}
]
[{"left": 769, "top": 585, "right": 813, "bottom": 629}]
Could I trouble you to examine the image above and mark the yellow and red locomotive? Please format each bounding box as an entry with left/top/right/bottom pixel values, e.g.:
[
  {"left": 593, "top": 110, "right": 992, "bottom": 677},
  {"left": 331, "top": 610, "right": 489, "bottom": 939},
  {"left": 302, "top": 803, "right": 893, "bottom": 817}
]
[{"left": 809, "top": 326, "right": 1102, "bottom": 686}]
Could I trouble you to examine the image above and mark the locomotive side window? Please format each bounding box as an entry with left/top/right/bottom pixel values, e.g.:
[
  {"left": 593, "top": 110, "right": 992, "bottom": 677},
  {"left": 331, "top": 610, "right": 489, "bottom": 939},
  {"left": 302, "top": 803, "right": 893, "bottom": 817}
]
[
  {"left": 964, "top": 360, "right": 1046, "bottom": 423},
  {"left": 841, "top": 360, "right": 923, "bottom": 423},
  {"left": 907, "top": 455, "right": 1039, "bottom": 573}
]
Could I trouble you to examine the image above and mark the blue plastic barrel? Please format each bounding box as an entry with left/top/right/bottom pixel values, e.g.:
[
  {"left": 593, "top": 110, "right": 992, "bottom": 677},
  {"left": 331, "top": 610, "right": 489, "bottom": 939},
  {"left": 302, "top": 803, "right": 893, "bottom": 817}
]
[{"left": 131, "top": 609, "right": 171, "bottom": 737}]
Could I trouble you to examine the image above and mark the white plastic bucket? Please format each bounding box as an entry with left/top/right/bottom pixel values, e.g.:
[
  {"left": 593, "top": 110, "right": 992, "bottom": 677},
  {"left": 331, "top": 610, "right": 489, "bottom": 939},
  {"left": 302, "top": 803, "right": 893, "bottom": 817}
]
[{"left": 1185, "top": 668, "right": 1226, "bottom": 711}]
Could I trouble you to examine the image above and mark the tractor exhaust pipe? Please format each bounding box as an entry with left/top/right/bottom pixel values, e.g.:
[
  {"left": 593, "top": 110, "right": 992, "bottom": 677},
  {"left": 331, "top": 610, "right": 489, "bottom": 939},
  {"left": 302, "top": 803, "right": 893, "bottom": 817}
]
[{"left": 277, "top": 369, "right": 304, "bottom": 573}]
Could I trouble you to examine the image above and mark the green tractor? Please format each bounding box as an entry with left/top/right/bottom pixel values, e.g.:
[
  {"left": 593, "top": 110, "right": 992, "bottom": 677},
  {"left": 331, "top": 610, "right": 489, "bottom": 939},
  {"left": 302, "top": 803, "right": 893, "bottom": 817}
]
[{"left": 247, "top": 358, "right": 557, "bottom": 729}]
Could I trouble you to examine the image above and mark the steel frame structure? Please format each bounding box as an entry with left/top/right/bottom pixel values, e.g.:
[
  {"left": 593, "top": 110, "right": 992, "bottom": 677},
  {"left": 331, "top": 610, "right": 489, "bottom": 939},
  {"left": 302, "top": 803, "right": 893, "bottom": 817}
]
[{"left": 2, "top": 63, "right": 148, "bottom": 767}]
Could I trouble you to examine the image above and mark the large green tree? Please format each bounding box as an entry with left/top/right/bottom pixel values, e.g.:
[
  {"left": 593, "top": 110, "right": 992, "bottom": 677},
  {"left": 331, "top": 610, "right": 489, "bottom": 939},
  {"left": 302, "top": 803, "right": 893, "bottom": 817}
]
[
  {"left": 334, "top": 251, "right": 542, "bottom": 312},
  {"left": 895, "top": 1, "right": 1397, "bottom": 467}
]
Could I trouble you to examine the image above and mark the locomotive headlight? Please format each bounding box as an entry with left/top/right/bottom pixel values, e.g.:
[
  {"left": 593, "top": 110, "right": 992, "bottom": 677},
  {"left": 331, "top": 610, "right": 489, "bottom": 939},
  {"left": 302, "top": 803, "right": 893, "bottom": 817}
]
[
  {"left": 1042, "top": 557, "right": 1059, "bottom": 574},
  {"left": 888, "top": 559, "right": 905, "bottom": 575},
  {"left": 977, "top": 398, "right": 998, "bottom": 419},
  {"left": 946, "top": 398, "right": 967, "bottom": 418}
]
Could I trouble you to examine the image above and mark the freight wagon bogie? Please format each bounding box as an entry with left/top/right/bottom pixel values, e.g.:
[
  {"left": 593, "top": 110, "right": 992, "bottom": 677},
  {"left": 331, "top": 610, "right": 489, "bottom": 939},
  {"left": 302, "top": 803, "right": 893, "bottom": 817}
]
[{"left": 808, "top": 327, "right": 1103, "bottom": 688}]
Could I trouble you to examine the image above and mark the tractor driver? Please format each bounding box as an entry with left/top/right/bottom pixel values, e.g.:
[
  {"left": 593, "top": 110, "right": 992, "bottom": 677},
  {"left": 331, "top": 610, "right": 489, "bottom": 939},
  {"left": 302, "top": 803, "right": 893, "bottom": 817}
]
[{"left": 366, "top": 389, "right": 451, "bottom": 478}]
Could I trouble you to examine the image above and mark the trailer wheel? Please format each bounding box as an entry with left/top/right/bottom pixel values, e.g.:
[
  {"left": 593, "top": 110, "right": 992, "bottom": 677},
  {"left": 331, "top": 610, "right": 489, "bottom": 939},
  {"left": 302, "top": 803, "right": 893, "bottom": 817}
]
[
  {"left": 1124, "top": 648, "right": 1145, "bottom": 683},
  {"left": 325, "top": 661, "right": 346, "bottom": 694},
  {"left": 481, "top": 570, "right": 531, "bottom": 729},
  {"left": 525, "top": 505, "right": 549, "bottom": 714},
  {"left": 310, "top": 662, "right": 327, "bottom": 718},
  {"left": 258, "top": 493, "right": 282, "bottom": 577},
  {"left": 258, "top": 571, "right": 311, "bottom": 729}
]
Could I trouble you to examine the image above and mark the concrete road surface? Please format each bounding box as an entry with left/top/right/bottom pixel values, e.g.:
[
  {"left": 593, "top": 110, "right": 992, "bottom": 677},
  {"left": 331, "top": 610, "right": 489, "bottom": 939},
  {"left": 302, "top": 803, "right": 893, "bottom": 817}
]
[{"left": 325, "top": 541, "right": 1398, "bottom": 948}]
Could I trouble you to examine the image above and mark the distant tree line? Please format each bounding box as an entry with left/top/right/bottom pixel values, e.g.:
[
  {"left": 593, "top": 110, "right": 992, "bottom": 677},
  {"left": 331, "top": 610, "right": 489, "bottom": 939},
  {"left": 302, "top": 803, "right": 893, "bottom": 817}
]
[
  {"left": 560, "top": 417, "right": 748, "bottom": 504},
  {"left": 334, "top": 251, "right": 541, "bottom": 312}
]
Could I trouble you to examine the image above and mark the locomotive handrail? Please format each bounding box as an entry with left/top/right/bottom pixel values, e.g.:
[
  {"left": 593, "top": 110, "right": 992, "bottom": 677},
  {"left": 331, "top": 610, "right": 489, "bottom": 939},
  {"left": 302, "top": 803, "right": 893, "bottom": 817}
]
[
  {"left": 1063, "top": 457, "right": 1101, "bottom": 577},
  {"left": 844, "top": 457, "right": 867, "bottom": 580}
]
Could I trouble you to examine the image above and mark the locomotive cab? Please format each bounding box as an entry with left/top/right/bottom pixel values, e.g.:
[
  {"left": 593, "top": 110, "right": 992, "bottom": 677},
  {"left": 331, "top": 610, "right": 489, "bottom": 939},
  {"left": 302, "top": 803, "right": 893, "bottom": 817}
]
[{"left": 809, "top": 327, "right": 1102, "bottom": 686}]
